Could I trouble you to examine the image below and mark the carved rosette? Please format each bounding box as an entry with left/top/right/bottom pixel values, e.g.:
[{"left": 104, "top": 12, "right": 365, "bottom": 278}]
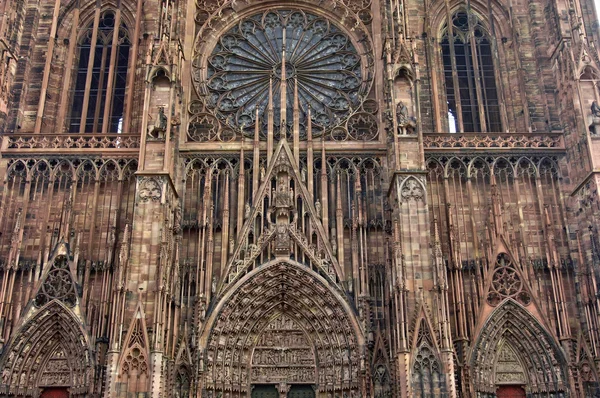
[{"left": 137, "top": 176, "right": 163, "bottom": 203}]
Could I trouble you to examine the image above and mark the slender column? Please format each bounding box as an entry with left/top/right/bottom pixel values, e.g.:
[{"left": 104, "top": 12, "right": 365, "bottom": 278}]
[
  {"left": 267, "top": 79, "right": 274, "bottom": 164},
  {"left": 79, "top": 6, "right": 101, "bottom": 133},
  {"left": 252, "top": 108, "right": 260, "bottom": 198},
  {"left": 293, "top": 78, "right": 299, "bottom": 165},
  {"left": 82, "top": 179, "right": 101, "bottom": 307},
  {"left": 306, "top": 107, "right": 314, "bottom": 197},
  {"left": 335, "top": 171, "right": 344, "bottom": 270},
  {"left": 280, "top": 29, "right": 287, "bottom": 140},
  {"left": 123, "top": 0, "right": 144, "bottom": 130},
  {"left": 101, "top": 8, "right": 123, "bottom": 133},
  {"left": 320, "top": 136, "right": 329, "bottom": 238},
  {"left": 34, "top": 0, "right": 62, "bottom": 133},
  {"left": 237, "top": 142, "right": 245, "bottom": 237},
  {"left": 220, "top": 173, "right": 230, "bottom": 274},
  {"left": 57, "top": 7, "right": 80, "bottom": 132},
  {"left": 443, "top": 0, "right": 464, "bottom": 132}
]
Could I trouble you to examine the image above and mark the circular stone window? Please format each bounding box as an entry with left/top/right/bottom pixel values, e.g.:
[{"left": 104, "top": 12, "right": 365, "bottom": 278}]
[{"left": 200, "top": 9, "right": 367, "bottom": 138}]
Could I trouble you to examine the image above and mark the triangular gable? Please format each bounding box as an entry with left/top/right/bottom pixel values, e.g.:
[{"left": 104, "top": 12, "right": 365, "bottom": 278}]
[
  {"left": 33, "top": 241, "right": 79, "bottom": 309},
  {"left": 119, "top": 300, "right": 150, "bottom": 375},
  {"left": 218, "top": 139, "right": 342, "bottom": 293}
]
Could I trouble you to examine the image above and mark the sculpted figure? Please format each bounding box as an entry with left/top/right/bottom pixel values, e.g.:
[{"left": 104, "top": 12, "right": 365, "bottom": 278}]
[
  {"left": 592, "top": 101, "right": 600, "bottom": 118},
  {"left": 396, "top": 101, "right": 409, "bottom": 124}
]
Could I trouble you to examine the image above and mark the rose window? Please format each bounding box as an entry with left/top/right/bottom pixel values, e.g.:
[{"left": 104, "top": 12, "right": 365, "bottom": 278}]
[
  {"left": 486, "top": 253, "right": 531, "bottom": 306},
  {"left": 204, "top": 9, "right": 365, "bottom": 138}
]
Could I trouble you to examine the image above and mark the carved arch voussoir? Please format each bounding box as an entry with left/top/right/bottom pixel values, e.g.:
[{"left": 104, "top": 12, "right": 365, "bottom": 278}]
[
  {"left": 0, "top": 300, "right": 93, "bottom": 396},
  {"left": 200, "top": 259, "right": 364, "bottom": 394},
  {"left": 470, "top": 299, "right": 568, "bottom": 395}
]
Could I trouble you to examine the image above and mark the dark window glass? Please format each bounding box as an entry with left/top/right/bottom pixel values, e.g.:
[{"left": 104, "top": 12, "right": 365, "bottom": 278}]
[
  {"left": 69, "top": 11, "right": 130, "bottom": 133},
  {"left": 441, "top": 11, "right": 501, "bottom": 132}
]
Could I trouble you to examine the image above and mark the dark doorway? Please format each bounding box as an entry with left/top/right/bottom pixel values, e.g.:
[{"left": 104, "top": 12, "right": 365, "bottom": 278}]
[
  {"left": 288, "top": 385, "right": 315, "bottom": 398},
  {"left": 496, "top": 385, "right": 526, "bottom": 398},
  {"left": 40, "top": 388, "right": 70, "bottom": 398},
  {"left": 251, "top": 384, "right": 278, "bottom": 398}
]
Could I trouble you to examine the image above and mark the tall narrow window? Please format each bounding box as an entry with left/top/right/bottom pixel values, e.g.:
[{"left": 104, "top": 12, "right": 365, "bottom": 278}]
[
  {"left": 441, "top": 11, "right": 501, "bottom": 133},
  {"left": 69, "top": 10, "right": 130, "bottom": 133}
]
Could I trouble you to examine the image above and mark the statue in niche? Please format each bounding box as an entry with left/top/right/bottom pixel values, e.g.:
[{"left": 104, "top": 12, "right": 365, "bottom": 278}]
[
  {"left": 592, "top": 101, "right": 600, "bottom": 118},
  {"left": 148, "top": 106, "right": 168, "bottom": 140},
  {"left": 590, "top": 101, "right": 600, "bottom": 135},
  {"left": 315, "top": 200, "right": 321, "bottom": 219},
  {"left": 396, "top": 100, "right": 416, "bottom": 134},
  {"left": 245, "top": 203, "right": 251, "bottom": 219}
]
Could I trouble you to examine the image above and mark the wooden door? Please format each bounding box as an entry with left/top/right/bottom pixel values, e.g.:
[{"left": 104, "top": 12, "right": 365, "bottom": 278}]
[
  {"left": 288, "top": 385, "right": 315, "bottom": 398},
  {"left": 40, "top": 388, "right": 70, "bottom": 398},
  {"left": 496, "top": 385, "right": 526, "bottom": 398},
  {"left": 251, "top": 385, "right": 279, "bottom": 398}
]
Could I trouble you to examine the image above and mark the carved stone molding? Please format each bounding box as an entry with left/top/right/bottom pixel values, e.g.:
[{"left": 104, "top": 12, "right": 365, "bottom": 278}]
[
  {"left": 137, "top": 176, "right": 163, "bottom": 203},
  {"left": 2, "top": 134, "right": 140, "bottom": 151},
  {"left": 423, "top": 133, "right": 564, "bottom": 151}
]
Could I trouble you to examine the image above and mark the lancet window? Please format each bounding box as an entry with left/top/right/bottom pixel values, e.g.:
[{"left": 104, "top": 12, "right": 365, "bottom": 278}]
[
  {"left": 441, "top": 11, "right": 501, "bottom": 133},
  {"left": 69, "top": 10, "right": 130, "bottom": 133}
]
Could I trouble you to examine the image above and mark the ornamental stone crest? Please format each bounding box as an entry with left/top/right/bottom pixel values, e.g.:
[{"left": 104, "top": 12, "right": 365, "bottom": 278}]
[{"left": 138, "top": 177, "right": 163, "bottom": 202}]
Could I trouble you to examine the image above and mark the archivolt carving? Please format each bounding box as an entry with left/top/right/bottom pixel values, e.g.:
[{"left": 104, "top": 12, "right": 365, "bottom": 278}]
[
  {"left": 470, "top": 300, "right": 568, "bottom": 394},
  {"left": 0, "top": 301, "right": 93, "bottom": 396},
  {"left": 201, "top": 260, "right": 363, "bottom": 395}
]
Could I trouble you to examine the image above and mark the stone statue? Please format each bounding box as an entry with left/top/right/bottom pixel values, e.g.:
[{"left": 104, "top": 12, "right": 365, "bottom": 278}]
[
  {"left": 396, "top": 101, "right": 409, "bottom": 125},
  {"left": 592, "top": 101, "right": 600, "bottom": 118},
  {"left": 396, "top": 100, "right": 416, "bottom": 134},
  {"left": 244, "top": 203, "right": 251, "bottom": 219},
  {"left": 157, "top": 106, "right": 168, "bottom": 130},
  {"left": 148, "top": 106, "right": 168, "bottom": 139},
  {"left": 260, "top": 166, "right": 266, "bottom": 182},
  {"left": 315, "top": 200, "right": 321, "bottom": 219},
  {"left": 301, "top": 167, "right": 307, "bottom": 182}
]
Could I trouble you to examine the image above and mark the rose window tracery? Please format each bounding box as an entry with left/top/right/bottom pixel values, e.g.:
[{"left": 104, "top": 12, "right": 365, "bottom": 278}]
[
  {"left": 34, "top": 255, "right": 77, "bottom": 308},
  {"left": 203, "top": 9, "right": 366, "bottom": 138},
  {"left": 486, "top": 253, "right": 531, "bottom": 306}
]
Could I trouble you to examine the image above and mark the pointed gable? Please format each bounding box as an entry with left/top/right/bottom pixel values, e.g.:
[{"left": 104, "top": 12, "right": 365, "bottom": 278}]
[{"left": 218, "top": 139, "right": 343, "bottom": 293}]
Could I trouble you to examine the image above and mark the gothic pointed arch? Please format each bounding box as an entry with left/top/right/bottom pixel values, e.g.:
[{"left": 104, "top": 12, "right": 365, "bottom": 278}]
[
  {"left": 0, "top": 300, "right": 93, "bottom": 396},
  {"left": 117, "top": 301, "right": 151, "bottom": 394},
  {"left": 174, "top": 332, "right": 193, "bottom": 398},
  {"left": 200, "top": 259, "right": 364, "bottom": 396},
  {"left": 410, "top": 308, "right": 446, "bottom": 398},
  {"left": 574, "top": 331, "right": 600, "bottom": 395},
  {"left": 470, "top": 299, "right": 568, "bottom": 395},
  {"left": 371, "top": 328, "right": 393, "bottom": 398}
]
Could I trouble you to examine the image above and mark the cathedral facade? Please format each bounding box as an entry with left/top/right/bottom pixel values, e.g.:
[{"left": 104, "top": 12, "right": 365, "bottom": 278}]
[{"left": 0, "top": 0, "right": 598, "bottom": 396}]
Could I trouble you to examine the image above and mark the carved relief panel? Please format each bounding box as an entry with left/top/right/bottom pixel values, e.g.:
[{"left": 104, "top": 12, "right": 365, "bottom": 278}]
[{"left": 251, "top": 314, "right": 317, "bottom": 385}]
